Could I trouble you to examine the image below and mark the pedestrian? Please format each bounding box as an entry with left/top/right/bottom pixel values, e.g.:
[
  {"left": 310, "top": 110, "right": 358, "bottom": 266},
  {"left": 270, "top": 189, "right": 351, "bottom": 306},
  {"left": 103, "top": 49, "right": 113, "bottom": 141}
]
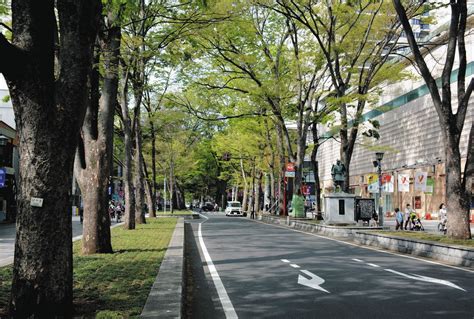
[
  {"left": 439, "top": 203, "right": 447, "bottom": 230},
  {"left": 214, "top": 203, "right": 219, "bottom": 212},
  {"left": 79, "top": 199, "right": 84, "bottom": 224},
  {"left": 395, "top": 208, "right": 403, "bottom": 230},
  {"left": 404, "top": 203, "right": 414, "bottom": 230}
]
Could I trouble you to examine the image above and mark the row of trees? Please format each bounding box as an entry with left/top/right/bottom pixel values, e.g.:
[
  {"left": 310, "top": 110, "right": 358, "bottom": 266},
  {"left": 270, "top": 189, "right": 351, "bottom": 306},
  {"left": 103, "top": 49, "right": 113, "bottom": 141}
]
[{"left": 0, "top": 0, "right": 471, "bottom": 316}]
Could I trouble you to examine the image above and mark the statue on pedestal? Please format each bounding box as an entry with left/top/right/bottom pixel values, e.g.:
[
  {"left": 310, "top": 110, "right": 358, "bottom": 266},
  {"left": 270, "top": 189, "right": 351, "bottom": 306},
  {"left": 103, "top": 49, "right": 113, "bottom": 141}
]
[{"left": 331, "top": 159, "right": 346, "bottom": 192}]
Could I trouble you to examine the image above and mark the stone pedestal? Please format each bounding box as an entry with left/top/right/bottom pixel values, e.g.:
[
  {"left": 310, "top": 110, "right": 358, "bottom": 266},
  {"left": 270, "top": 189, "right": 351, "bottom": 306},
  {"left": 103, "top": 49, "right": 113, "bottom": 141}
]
[{"left": 323, "top": 193, "right": 356, "bottom": 225}]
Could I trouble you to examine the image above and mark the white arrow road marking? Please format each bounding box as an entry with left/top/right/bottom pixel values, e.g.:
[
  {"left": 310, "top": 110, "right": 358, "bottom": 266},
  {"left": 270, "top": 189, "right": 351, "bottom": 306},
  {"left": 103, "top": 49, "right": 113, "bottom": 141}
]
[
  {"left": 385, "top": 269, "right": 466, "bottom": 292},
  {"left": 298, "top": 270, "right": 330, "bottom": 293}
]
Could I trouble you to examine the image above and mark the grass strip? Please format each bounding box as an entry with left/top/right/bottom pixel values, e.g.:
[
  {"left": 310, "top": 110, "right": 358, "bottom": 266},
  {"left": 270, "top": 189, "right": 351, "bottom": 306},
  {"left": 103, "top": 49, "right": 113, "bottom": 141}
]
[
  {"left": 0, "top": 217, "right": 176, "bottom": 318},
  {"left": 156, "top": 210, "right": 192, "bottom": 216},
  {"left": 374, "top": 231, "right": 474, "bottom": 248}
]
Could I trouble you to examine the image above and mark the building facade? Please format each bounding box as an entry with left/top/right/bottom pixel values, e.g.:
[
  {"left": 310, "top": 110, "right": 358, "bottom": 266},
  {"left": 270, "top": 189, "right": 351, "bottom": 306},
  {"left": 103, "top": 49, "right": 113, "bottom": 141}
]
[{"left": 316, "top": 24, "right": 474, "bottom": 220}]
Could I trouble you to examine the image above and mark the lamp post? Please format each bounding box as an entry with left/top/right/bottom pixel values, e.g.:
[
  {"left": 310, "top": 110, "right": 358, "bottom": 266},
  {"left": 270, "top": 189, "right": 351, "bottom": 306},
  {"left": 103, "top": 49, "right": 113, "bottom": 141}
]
[
  {"left": 375, "top": 152, "right": 384, "bottom": 226},
  {"left": 0, "top": 134, "right": 9, "bottom": 146}
]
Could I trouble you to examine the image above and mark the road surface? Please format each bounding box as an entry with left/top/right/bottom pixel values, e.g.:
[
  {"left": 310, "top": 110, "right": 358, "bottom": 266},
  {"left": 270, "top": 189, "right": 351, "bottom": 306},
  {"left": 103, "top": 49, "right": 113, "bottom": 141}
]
[
  {"left": 186, "top": 211, "right": 474, "bottom": 318},
  {"left": 0, "top": 216, "right": 120, "bottom": 267}
]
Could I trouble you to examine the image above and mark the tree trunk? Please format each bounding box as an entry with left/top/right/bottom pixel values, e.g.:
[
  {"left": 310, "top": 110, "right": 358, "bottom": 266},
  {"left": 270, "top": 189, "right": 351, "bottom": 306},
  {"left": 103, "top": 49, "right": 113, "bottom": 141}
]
[
  {"left": 242, "top": 182, "right": 248, "bottom": 212},
  {"left": 2, "top": 1, "right": 101, "bottom": 316},
  {"left": 120, "top": 73, "right": 135, "bottom": 230},
  {"left": 75, "top": 20, "right": 120, "bottom": 255},
  {"left": 134, "top": 117, "right": 146, "bottom": 224},
  {"left": 142, "top": 157, "right": 155, "bottom": 217},
  {"left": 254, "top": 171, "right": 262, "bottom": 214},
  {"left": 150, "top": 124, "right": 157, "bottom": 215},
  {"left": 169, "top": 160, "right": 174, "bottom": 213},
  {"left": 445, "top": 131, "right": 471, "bottom": 239}
]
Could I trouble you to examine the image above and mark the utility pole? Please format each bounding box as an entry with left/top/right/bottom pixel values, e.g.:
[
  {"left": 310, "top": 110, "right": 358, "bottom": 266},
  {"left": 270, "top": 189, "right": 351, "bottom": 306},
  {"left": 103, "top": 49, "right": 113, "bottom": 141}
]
[{"left": 375, "top": 152, "right": 384, "bottom": 226}]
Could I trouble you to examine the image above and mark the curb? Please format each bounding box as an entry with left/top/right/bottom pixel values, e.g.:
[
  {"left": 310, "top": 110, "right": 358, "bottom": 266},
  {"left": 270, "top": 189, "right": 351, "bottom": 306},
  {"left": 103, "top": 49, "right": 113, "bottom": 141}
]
[
  {"left": 354, "top": 231, "right": 474, "bottom": 267},
  {"left": 258, "top": 214, "right": 473, "bottom": 268},
  {"left": 140, "top": 218, "right": 184, "bottom": 318}
]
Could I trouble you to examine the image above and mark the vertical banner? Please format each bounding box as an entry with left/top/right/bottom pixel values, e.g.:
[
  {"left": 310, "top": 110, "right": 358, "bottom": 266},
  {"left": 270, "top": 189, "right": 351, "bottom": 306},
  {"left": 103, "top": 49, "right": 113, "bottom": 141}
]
[
  {"left": 366, "top": 173, "right": 379, "bottom": 193},
  {"left": 414, "top": 172, "right": 428, "bottom": 192},
  {"left": 382, "top": 174, "right": 394, "bottom": 193},
  {"left": 398, "top": 174, "right": 410, "bottom": 192},
  {"left": 425, "top": 178, "right": 434, "bottom": 194}
]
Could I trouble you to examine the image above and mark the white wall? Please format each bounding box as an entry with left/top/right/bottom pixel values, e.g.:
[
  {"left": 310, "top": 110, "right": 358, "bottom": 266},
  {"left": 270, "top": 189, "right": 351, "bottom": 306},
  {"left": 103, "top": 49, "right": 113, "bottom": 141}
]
[{"left": 0, "top": 75, "right": 14, "bottom": 128}]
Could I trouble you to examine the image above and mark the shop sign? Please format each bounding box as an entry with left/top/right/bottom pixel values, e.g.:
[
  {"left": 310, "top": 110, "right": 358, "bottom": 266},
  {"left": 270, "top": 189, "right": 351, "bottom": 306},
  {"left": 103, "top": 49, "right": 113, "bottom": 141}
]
[{"left": 286, "top": 162, "right": 295, "bottom": 172}]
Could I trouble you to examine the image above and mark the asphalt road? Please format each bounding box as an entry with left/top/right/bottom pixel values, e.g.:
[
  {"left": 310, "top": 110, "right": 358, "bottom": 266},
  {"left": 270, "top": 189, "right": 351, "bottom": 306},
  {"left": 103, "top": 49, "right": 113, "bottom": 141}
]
[
  {"left": 186, "top": 212, "right": 474, "bottom": 319},
  {"left": 0, "top": 216, "right": 120, "bottom": 267}
]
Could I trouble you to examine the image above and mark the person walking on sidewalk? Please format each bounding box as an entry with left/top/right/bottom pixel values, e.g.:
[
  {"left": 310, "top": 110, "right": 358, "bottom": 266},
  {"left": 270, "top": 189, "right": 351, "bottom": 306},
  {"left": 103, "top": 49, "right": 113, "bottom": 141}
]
[
  {"left": 395, "top": 208, "right": 404, "bottom": 230},
  {"left": 404, "top": 204, "right": 414, "bottom": 230}
]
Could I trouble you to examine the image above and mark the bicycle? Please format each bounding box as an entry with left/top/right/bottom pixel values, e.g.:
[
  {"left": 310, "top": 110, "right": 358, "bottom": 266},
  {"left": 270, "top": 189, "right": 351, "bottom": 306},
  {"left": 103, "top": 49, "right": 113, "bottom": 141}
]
[{"left": 437, "top": 220, "right": 447, "bottom": 234}]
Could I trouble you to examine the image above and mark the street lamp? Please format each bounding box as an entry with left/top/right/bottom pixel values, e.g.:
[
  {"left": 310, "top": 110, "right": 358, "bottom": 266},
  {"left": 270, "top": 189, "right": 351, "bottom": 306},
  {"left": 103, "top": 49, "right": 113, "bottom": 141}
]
[
  {"left": 0, "top": 135, "right": 9, "bottom": 146},
  {"left": 375, "top": 152, "right": 384, "bottom": 226}
]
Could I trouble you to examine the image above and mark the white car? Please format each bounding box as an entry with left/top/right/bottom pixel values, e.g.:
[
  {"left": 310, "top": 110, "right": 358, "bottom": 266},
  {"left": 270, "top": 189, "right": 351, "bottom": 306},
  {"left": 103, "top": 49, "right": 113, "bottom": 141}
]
[{"left": 225, "top": 201, "right": 244, "bottom": 217}]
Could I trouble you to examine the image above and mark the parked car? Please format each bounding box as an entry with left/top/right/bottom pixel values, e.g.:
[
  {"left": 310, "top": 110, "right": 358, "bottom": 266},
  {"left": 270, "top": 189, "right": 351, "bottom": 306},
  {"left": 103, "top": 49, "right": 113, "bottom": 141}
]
[{"left": 225, "top": 201, "right": 245, "bottom": 217}]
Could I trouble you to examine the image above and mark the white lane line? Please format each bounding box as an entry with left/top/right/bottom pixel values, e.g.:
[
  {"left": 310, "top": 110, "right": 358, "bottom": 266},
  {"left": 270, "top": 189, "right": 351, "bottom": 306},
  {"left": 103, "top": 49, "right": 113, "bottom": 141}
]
[
  {"left": 281, "top": 259, "right": 290, "bottom": 263},
  {"left": 252, "top": 220, "right": 474, "bottom": 274},
  {"left": 198, "top": 222, "right": 238, "bottom": 318},
  {"left": 385, "top": 269, "right": 466, "bottom": 291},
  {"left": 367, "top": 263, "right": 380, "bottom": 268},
  {"left": 352, "top": 258, "right": 363, "bottom": 262},
  {"left": 198, "top": 212, "right": 209, "bottom": 220},
  {"left": 290, "top": 264, "right": 300, "bottom": 269}
]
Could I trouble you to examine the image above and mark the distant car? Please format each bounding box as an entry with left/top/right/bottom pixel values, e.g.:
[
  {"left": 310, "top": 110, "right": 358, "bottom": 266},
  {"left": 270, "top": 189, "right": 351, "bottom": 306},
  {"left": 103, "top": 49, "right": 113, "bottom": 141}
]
[
  {"left": 202, "top": 202, "right": 214, "bottom": 212},
  {"left": 225, "top": 201, "right": 244, "bottom": 217}
]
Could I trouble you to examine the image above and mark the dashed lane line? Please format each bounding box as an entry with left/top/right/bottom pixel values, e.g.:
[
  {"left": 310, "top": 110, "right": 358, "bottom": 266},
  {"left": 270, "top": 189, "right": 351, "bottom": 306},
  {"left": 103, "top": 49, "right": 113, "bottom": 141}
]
[{"left": 252, "top": 219, "right": 474, "bottom": 274}]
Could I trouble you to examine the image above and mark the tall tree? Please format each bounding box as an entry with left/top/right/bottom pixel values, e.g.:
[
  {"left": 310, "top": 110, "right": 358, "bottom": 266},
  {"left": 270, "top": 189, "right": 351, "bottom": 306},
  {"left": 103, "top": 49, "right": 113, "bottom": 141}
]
[
  {"left": 75, "top": 5, "right": 122, "bottom": 255},
  {"left": 393, "top": 0, "right": 473, "bottom": 239},
  {"left": 275, "top": 0, "right": 408, "bottom": 192},
  {"left": 0, "top": 0, "right": 101, "bottom": 316}
]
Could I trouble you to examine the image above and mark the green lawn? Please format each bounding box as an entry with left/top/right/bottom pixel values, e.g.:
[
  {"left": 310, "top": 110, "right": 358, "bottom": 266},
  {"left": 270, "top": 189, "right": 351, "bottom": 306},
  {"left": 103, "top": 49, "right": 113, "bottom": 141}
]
[
  {"left": 375, "top": 231, "right": 474, "bottom": 248},
  {"left": 0, "top": 217, "right": 176, "bottom": 318}
]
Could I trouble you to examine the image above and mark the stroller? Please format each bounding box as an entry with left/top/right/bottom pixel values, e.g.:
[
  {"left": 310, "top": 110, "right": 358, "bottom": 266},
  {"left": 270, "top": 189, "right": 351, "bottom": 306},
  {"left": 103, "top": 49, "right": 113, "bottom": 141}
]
[{"left": 412, "top": 217, "right": 425, "bottom": 231}]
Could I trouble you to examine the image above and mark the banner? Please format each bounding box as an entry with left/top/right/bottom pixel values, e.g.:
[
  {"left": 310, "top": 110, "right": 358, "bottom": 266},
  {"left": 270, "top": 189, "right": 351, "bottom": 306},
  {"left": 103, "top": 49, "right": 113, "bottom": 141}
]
[
  {"left": 366, "top": 173, "right": 379, "bottom": 193},
  {"left": 382, "top": 174, "right": 394, "bottom": 193},
  {"left": 414, "top": 171, "right": 428, "bottom": 192},
  {"left": 398, "top": 174, "right": 410, "bottom": 192},
  {"left": 425, "top": 178, "right": 434, "bottom": 194}
]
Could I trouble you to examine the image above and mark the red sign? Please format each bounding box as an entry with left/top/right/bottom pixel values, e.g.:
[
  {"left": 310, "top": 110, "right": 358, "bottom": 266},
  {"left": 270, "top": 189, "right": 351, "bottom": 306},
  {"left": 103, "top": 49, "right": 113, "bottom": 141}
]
[
  {"left": 301, "top": 185, "right": 311, "bottom": 195},
  {"left": 286, "top": 162, "right": 295, "bottom": 172}
]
